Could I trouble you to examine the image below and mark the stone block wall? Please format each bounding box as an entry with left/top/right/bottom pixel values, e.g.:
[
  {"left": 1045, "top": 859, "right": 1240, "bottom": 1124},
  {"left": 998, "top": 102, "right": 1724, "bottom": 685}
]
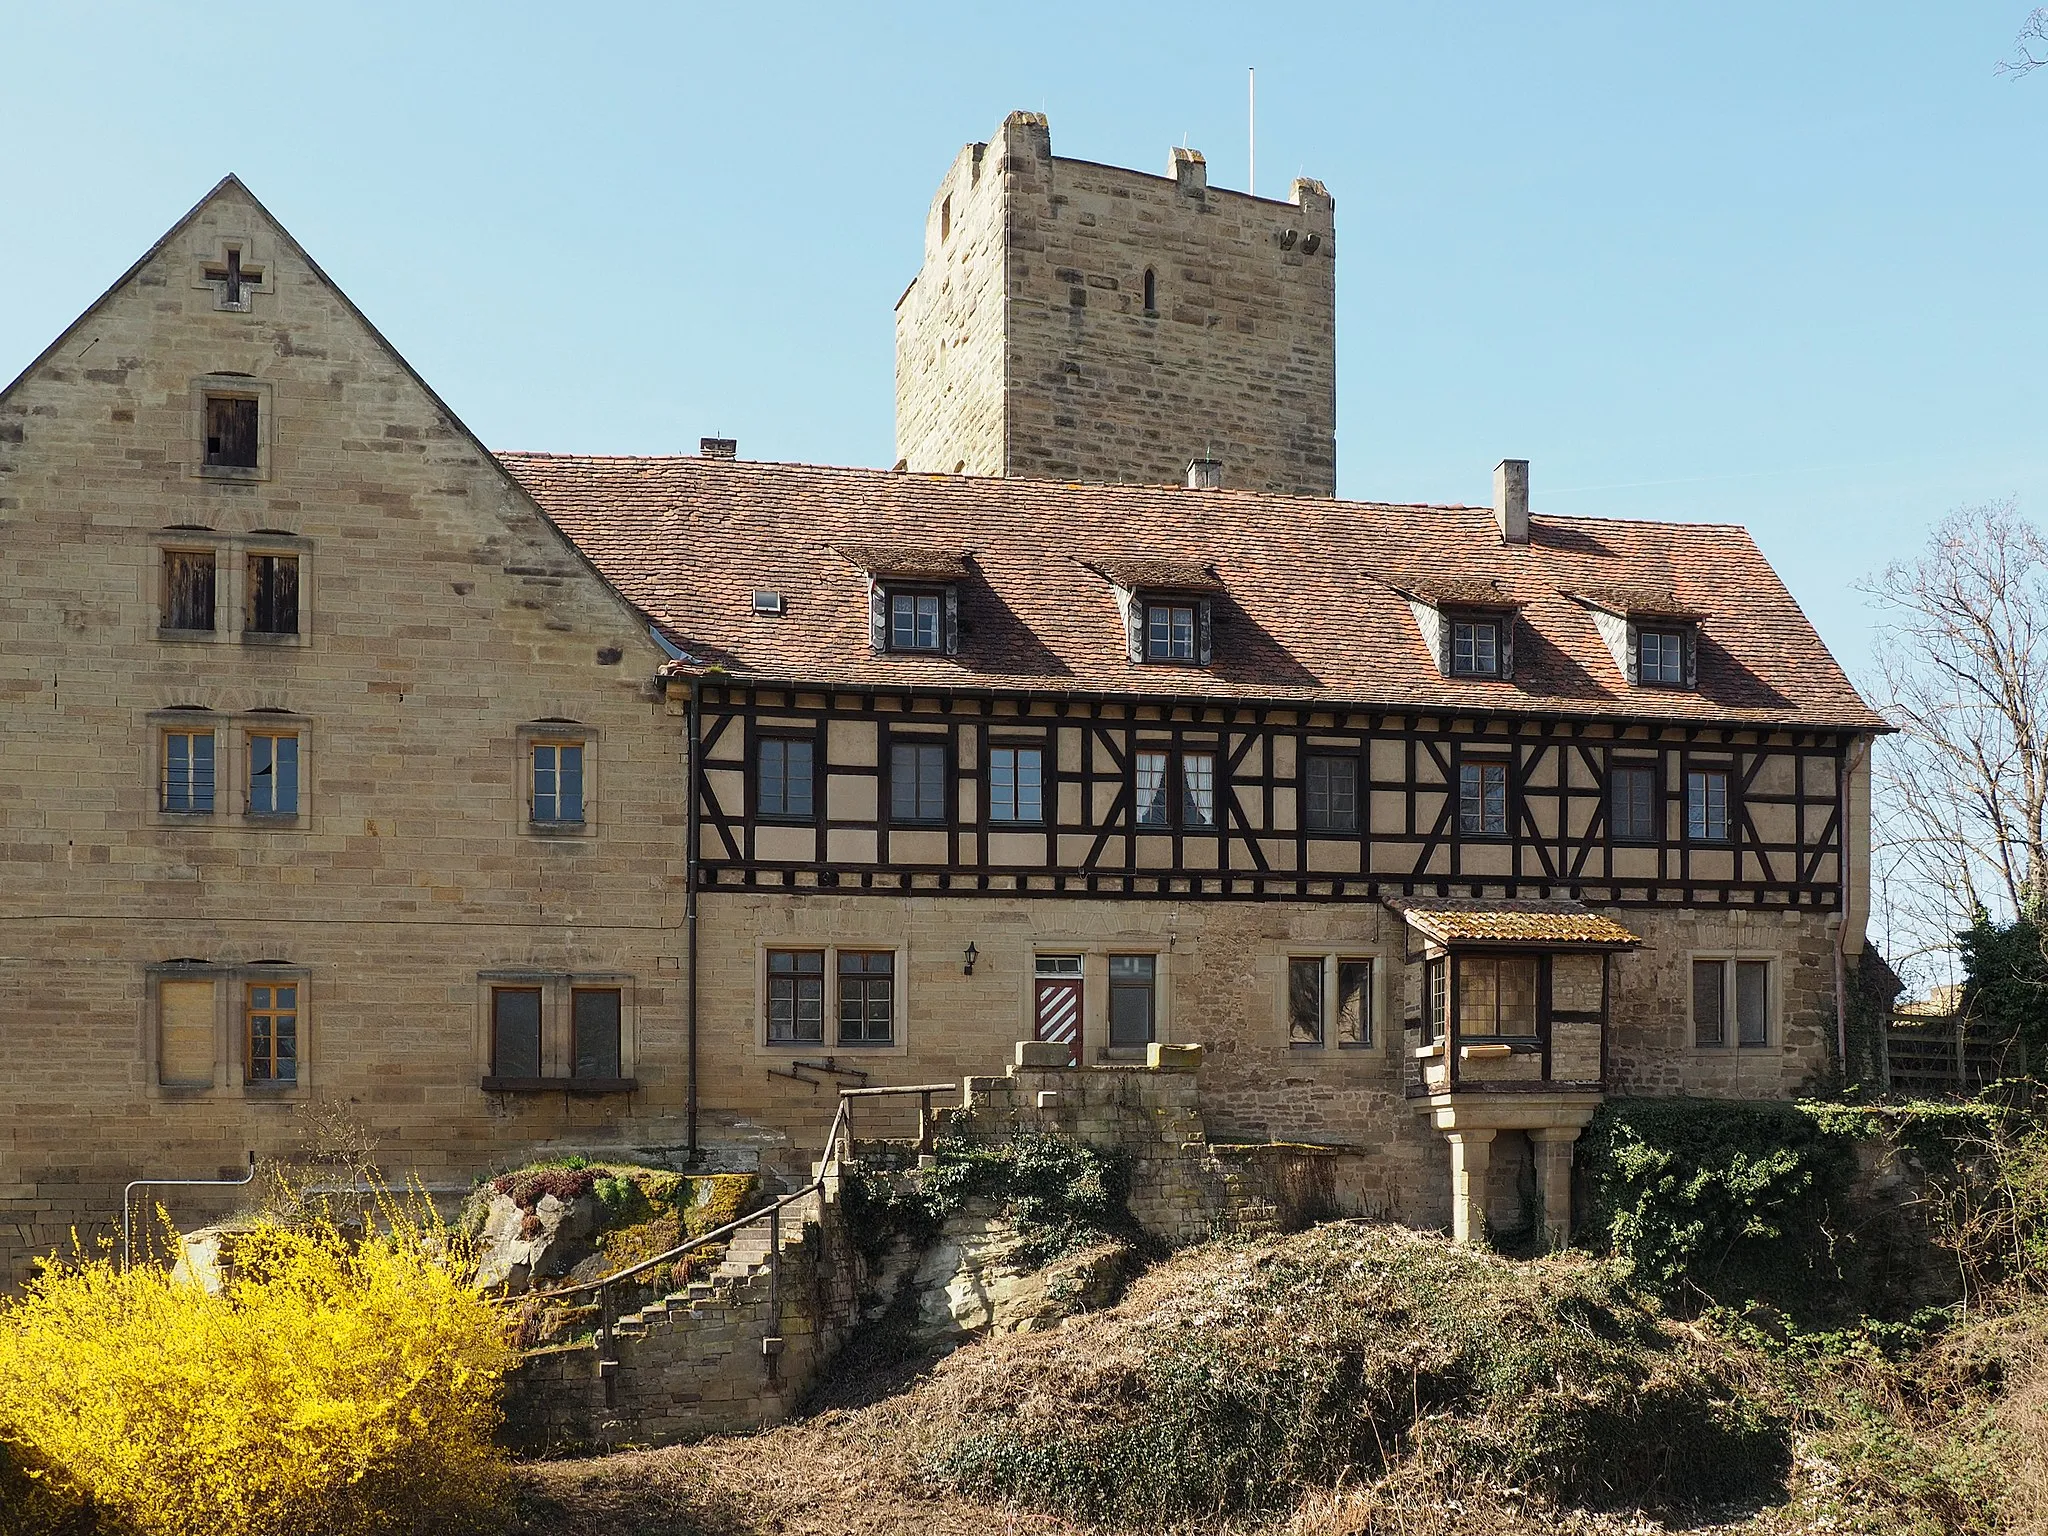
[{"left": 895, "top": 111, "right": 1338, "bottom": 496}]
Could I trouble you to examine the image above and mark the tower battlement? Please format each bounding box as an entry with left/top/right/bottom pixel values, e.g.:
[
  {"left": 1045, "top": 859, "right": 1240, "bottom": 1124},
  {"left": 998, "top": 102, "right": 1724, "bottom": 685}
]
[{"left": 894, "top": 111, "right": 1337, "bottom": 497}]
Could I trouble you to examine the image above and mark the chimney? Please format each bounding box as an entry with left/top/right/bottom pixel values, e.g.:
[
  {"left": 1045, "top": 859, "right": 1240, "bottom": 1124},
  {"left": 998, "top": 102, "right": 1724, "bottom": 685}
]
[
  {"left": 1493, "top": 459, "right": 1529, "bottom": 544},
  {"left": 1186, "top": 458, "right": 1223, "bottom": 491},
  {"left": 700, "top": 437, "right": 737, "bottom": 460}
]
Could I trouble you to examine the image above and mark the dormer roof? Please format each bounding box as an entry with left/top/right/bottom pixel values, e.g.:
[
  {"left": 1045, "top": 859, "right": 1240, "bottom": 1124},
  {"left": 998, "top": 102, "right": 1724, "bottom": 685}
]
[
  {"left": 1565, "top": 583, "right": 1707, "bottom": 623},
  {"left": 1086, "top": 556, "right": 1224, "bottom": 594},
  {"left": 833, "top": 543, "right": 973, "bottom": 581},
  {"left": 496, "top": 453, "right": 1888, "bottom": 732},
  {"left": 1387, "top": 574, "right": 1524, "bottom": 611}
]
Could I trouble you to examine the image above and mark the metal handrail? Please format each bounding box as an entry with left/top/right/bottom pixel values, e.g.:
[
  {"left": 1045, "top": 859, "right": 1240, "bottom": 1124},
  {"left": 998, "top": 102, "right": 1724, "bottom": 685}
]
[
  {"left": 492, "top": 1082, "right": 961, "bottom": 1401},
  {"left": 122, "top": 1151, "right": 257, "bottom": 1271}
]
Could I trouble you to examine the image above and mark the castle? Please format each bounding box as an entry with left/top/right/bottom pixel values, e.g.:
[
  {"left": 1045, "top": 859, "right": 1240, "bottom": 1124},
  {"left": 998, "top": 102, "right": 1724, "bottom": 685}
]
[{"left": 0, "top": 113, "right": 1884, "bottom": 1284}]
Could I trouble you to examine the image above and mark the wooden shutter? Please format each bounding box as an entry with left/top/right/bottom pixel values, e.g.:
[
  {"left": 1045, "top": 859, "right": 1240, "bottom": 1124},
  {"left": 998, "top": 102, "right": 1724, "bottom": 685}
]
[
  {"left": 867, "top": 580, "right": 888, "bottom": 653},
  {"left": 1120, "top": 589, "right": 1144, "bottom": 664},
  {"left": 1624, "top": 621, "right": 1641, "bottom": 686},
  {"left": 159, "top": 979, "right": 216, "bottom": 1085},
  {"left": 944, "top": 584, "right": 961, "bottom": 656},
  {"left": 1197, "top": 598, "right": 1214, "bottom": 665},
  {"left": 1498, "top": 615, "right": 1515, "bottom": 680},
  {"left": 1683, "top": 627, "right": 1699, "bottom": 688}
]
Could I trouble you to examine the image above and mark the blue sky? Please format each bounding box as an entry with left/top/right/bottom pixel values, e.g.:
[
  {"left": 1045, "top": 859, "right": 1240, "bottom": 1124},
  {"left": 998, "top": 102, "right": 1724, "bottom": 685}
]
[{"left": 4, "top": 3, "right": 2043, "bottom": 677}]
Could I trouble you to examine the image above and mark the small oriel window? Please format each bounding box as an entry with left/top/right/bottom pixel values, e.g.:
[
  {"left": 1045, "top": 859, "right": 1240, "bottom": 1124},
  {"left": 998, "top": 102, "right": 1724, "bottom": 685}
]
[
  {"left": 890, "top": 740, "right": 948, "bottom": 823},
  {"left": 164, "top": 550, "right": 217, "bottom": 632},
  {"left": 531, "top": 742, "right": 585, "bottom": 824},
  {"left": 248, "top": 732, "right": 300, "bottom": 817},
  {"left": 1611, "top": 764, "right": 1656, "bottom": 842},
  {"left": 1146, "top": 603, "right": 1196, "bottom": 662},
  {"left": 767, "top": 950, "right": 825, "bottom": 1044},
  {"left": 247, "top": 554, "right": 299, "bottom": 635},
  {"left": 889, "top": 591, "right": 943, "bottom": 652},
  {"left": 1457, "top": 954, "right": 1539, "bottom": 1038},
  {"left": 837, "top": 951, "right": 895, "bottom": 1045},
  {"left": 203, "top": 395, "right": 259, "bottom": 469},
  {"left": 1108, "top": 954, "right": 1157, "bottom": 1047},
  {"left": 572, "top": 987, "right": 623, "bottom": 1078},
  {"left": 1305, "top": 754, "right": 1359, "bottom": 833},
  {"left": 1687, "top": 769, "right": 1730, "bottom": 842},
  {"left": 1458, "top": 759, "right": 1508, "bottom": 836},
  {"left": 989, "top": 747, "right": 1043, "bottom": 823},
  {"left": 1452, "top": 619, "right": 1500, "bottom": 678},
  {"left": 162, "top": 728, "right": 217, "bottom": 814},
  {"left": 1640, "top": 629, "right": 1686, "bottom": 686},
  {"left": 757, "top": 737, "right": 814, "bottom": 820},
  {"left": 246, "top": 982, "right": 298, "bottom": 1084}
]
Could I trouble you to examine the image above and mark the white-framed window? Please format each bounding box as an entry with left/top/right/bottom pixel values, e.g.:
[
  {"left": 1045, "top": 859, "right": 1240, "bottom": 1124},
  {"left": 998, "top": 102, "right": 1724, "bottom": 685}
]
[
  {"left": 519, "top": 725, "right": 597, "bottom": 836},
  {"left": 1687, "top": 769, "right": 1730, "bottom": 842},
  {"left": 889, "top": 591, "right": 943, "bottom": 652},
  {"left": 1287, "top": 955, "right": 1374, "bottom": 1048},
  {"left": 1134, "top": 750, "right": 1216, "bottom": 829},
  {"left": 1182, "top": 751, "right": 1216, "bottom": 828},
  {"left": 531, "top": 741, "right": 585, "bottom": 824},
  {"left": 1693, "top": 957, "right": 1771, "bottom": 1048},
  {"left": 161, "top": 726, "right": 217, "bottom": 814},
  {"left": 1452, "top": 619, "right": 1500, "bottom": 677},
  {"left": 1135, "top": 751, "right": 1170, "bottom": 826},
  {"left": 1640, "top": 628, "right": 1686, "bottom": 686},
  {"left": 989, "top": 746, "right": 1044, "bottom": 823},
  {"left": 1145, "top": 603, "right": 1196, "bottom": 662},
  {"left": 246, "top": 731, "right": 300, "bottom": 817}
]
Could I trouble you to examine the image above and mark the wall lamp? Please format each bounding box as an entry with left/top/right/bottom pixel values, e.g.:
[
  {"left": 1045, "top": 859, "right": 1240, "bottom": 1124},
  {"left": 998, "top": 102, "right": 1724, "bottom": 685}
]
[{"left": 963, "top": 942, "right": 978, "bottom": 976}]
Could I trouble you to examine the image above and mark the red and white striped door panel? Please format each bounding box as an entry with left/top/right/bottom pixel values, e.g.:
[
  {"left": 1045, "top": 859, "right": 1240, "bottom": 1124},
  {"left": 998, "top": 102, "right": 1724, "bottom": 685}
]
[{"left": 1034, "top": 977, "right": 1082, "bottom": 1067}]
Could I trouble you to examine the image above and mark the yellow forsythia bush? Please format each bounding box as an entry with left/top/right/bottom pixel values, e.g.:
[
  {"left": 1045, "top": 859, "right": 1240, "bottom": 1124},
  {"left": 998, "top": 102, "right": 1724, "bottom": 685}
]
[{"left": 0, "top": 1206, "right": 514, "bottom": 1536}]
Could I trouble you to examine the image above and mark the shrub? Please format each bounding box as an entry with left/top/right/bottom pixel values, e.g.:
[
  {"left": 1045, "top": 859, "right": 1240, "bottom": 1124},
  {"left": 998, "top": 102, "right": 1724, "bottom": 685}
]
[
  {"left": 0, "top": 1203, "right": 512, "bottom": 1536},
  {"left": 879, "top": 1223, "right": 1787, "bottom": 1523}
]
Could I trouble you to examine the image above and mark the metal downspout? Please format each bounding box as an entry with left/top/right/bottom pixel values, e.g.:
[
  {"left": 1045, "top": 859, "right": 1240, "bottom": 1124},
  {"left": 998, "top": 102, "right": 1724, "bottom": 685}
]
[{"left": 686, "top": 674, "right": 702, "bottom": 1162}]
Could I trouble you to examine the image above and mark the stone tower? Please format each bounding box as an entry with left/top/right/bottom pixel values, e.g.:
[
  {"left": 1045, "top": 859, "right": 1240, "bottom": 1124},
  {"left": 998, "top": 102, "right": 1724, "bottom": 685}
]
[{"left": 894, "top": 112, "right": 1337, "bottom": 498}]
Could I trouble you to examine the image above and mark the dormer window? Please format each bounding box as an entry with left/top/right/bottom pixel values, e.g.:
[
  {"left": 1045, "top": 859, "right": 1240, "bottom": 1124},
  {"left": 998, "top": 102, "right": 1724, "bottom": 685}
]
[
  {"left": 1451, "top": 618, "right": 1500, "bottom": 678},
  {"left": 836, "top": 543, "right": 971, "bottom": 658},
  {"left": 889, "top": 590, "right": 944, "bottom": 652},
  {"left": 1146, "top": 603, "right": 1197, "bottom": 662},
  {"left": 1566, "top": 587, "right": 1704, "bottom": 691}
]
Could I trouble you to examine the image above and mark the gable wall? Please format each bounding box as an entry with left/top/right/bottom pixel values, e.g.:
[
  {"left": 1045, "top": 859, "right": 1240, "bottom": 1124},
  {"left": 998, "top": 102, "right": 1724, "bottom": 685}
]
[{"left": 0, "top": 186, "right": 689, "bottom": 1283}]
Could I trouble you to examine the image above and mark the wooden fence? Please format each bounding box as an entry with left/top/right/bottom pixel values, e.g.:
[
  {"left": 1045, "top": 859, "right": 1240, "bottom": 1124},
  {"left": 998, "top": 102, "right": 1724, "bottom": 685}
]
[{"left": 1883, "top": 1013, "right": 2025, "bottom": 1097}]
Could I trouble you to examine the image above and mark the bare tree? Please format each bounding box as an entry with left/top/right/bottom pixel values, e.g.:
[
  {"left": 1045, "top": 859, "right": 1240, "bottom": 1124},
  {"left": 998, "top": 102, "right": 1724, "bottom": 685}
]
[
  {"left": 2000, "top": 8, "right": 2048, "bottom": 76},
  {"left": 1864, "top": 501, "right": 2048, "bottom": 982}
]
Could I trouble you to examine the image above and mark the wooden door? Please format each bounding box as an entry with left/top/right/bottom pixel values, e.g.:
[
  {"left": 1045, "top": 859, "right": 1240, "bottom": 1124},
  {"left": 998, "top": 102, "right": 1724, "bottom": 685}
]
[{"left": 1034, "top": 957, "right": 1083, "bottom": 1066}]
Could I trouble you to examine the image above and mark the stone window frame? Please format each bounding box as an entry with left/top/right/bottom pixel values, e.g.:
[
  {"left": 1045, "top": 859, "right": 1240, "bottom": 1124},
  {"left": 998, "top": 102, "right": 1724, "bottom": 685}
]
[
  {"left": 144, "top": 708, "right": 314, "bottom": 831},
  {"left": 145, "top": 959, "right": 314, "bottom": 1100},
  {"left": 475, "top": 969, "right": 638, "bottom": 1092},
  {"left": 1689, "top": 952, "right": 1777, "bottom": 1052},
  {"left": 153, "top": 527, "right": 314, "bottom": 648},
  {"left": 188, "top": 375, "right": 275, "bottom": 483},
  {"left": 752, "top": 942, "right": 911, "bottom": 1061},
  {"left": 1279, "top": 950, "right": 1383, "bottom": 1054},
  {"left": 516, "top": 722, "right": 600, "bottom": 839}
]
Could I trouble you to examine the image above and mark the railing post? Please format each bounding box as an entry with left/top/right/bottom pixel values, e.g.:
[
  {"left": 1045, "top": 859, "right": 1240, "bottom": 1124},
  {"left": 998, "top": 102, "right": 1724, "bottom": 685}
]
[
  {"left": 843, "top": 1099, "right": 854, "bottom": 1164},
  {"left": 918, "top": 1090, "right": 933, "bottom": 1155},
  {"left": 599, "top": 1280, "right": 617, "bottom": 1407},
  {"left": 764, "top": 1202, "right": 784, "bottom": 1384}
]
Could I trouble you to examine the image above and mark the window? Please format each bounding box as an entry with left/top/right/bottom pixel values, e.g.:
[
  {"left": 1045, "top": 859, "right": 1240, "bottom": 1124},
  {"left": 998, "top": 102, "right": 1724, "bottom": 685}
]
[
  {"left": 246, "top": 732, "right": 299, "bottom": 817},
  {"left": 1424, "top": 958, "right": 1448, "bottom": 1045},
  {"left": 1694, "top": 958, "right": 1769, "bottom": 1048},
  {"left": 246, "top": 982, "right": 298, "bottom": 1085},
  {"left": 1294, "top": 956, "right": 1374, "bottom": 1047},
  {"left": 1143, "top": 267, "right": 1157, "bottom": 311},
  {"left": 1336, "top": 959, "right": 1373, "bottom": 1047},
  {"left": 940, "top": 194, "right": 952, "bottom": 241},
  {"left": 203, "top": 395, "right": 259, "bottom": 469},
  {"left": 1457, "top": 954, "right": 1539, "bottom": 1038},
  {"left": 890, "top": 740, "right": 948, "bottom": 823},
  {"left": 1108, "top": 954, "right": 1156, "bottom": 1048},
  {"left": 1135, "top": 751, "right": 1170, "bottom": 827},
  {"left": 758, "top": 737, "right": 814, "bottom": 820},
  {"left": 162, "top": 728, "right": 216, "bottom": 814},
  {"left": 247, "top": 553, "right": 299, "bottom": 636},
  {"left": 1182, "top": 752, "right": 1216, "bottom": 828},
  {"left": 1459, "top": 759, "right": 1508, "bottom": 837},
  {"left": 158, "top": 976, "right": 217, "bottom": 1085},
  {"left": 164, "top": 549, "right": 216, "bottom": 631},
  {"left": 1289, "top": 958, "right": 1323, "bottom": 1045},
  {"left": 1687, "top": 770, "right": 1730, "bottom": 841},
  {"left": 989, "top": 747, "right": 1043, "bottom": 823},
  {"left": 1611, "top": 764, "right": 1656, "bottom": 842},
  {"left": 1452, "top": 619, "right": 1499, "bottom": 678},
  {"left": 889, "top": 591, "right": 943, "bottom": 652},
  {"left": 767, "top": 950, "right": 825, "bottom": 1044},
  {"left": 837, "top": 951, "right": 895, "bottom": 1045},
  {"left": 1305, "top": 753, "right": 1359, "bottom": 833},
  {"left": 1146, "top": 603, "right": 1196, "bottom": 662},
  {"left": 572, "top": 988, "right": 623, "bottom": 1079},
  {"left": 491, "top": 987, "right": 542, "bottom": 1078},
  {"left": 531, "top": 742, "right": 585, "bottom": 824},
  {"left": 1640, "top": 629, "right": 1686, "bottom": 686}
]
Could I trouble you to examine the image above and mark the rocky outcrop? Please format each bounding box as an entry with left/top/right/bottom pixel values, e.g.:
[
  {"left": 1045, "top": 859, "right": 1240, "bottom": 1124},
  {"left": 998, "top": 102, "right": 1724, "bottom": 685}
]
[
  {"left": 903, "top": 1213, "right": 1133, "bottom": 1338},
  {"left": 472, "top": 1189, "right": 599, "bottom": 1292}
]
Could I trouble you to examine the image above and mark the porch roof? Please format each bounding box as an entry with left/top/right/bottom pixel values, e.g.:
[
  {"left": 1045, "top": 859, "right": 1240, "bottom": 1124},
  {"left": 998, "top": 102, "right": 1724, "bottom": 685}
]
[{"left": 1386, "top": 898, "right": 1643, "bottom": 949}]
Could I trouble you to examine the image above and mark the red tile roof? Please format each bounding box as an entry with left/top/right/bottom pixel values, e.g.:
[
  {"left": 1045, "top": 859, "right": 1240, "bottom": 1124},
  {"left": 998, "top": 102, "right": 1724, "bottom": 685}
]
[
  {"left": 833, "top": 543, "right": 973, "bottom": 580},
  {"left": 1388, "top": 898, "right": 1644, "bottom": 948},
  {"left": 496, "top": 455, "right": 1887, "bottom": 731}
]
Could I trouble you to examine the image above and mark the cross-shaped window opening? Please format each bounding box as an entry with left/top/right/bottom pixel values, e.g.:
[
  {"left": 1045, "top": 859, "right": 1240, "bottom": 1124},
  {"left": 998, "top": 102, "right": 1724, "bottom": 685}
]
[{"left": 202, "top": 247, "right": 264, "bottom": 308}]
